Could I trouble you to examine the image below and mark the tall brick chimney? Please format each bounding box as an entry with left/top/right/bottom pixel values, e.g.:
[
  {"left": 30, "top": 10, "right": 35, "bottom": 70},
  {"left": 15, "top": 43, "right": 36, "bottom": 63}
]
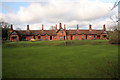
[
  {"left": 10, "top": 24, "right": 13, "bottom": 32},
  {"left": 42, "top": 24, "right": 44, "bottom": 31},
  {"left": 64, "top": 24, "right": 66, "bottom": 30},
  {"left": 27, "top": 25, "right": 29, "bottom": 31},
  {"left": 77, "top": 24, "right": 79, "bottom": 31},
  {"left": 59, "top": 23, "right": 62, "bottom": 29},
  {"left": 56, "top": 24, "right": 57, "bottom": 31},
  {"left": 103, "top": 24, "right": 106, "bottom": 31},
  {"left": 89, "top": 24, "right": 92, "bottom": 31}
]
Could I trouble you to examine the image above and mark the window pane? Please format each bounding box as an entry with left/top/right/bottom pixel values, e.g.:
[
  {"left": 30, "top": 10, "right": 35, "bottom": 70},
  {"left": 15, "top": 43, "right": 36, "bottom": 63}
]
[
  {"left": 29, "top": 37, "right": 31, "bottom": 39},
  {"left": 12, "top": 36, "right": 17, "bottom": 39},
  {"left": 61, "top": 31, "right": 63, "bottom": 35},
  {"left": 59, "top": 36, "right": 62, "bottom": 39}
]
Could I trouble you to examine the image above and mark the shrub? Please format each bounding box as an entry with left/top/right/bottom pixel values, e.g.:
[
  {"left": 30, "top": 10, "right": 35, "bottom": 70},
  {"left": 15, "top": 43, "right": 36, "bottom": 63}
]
[
  {"left": 82, "top": 38, "right": 84, "bottom": 40},
  {"left": 109, "top": 30, "right": 120, "bottom": 44}
]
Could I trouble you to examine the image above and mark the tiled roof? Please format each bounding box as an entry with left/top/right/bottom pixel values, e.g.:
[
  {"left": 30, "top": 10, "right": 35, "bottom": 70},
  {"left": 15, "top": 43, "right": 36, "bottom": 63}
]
[{"left": 13, "top": 29, "right": 105, "bottom": 36}]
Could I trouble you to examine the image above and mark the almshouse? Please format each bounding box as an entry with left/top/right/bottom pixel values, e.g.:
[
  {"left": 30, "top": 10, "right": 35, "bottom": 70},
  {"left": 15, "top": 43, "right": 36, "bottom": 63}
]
[{"left": 9, "top": 23, "right": 108, "bottom": 41}]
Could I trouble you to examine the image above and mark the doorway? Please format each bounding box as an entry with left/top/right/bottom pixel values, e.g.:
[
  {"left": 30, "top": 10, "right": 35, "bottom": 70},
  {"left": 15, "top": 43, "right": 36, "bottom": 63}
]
[
  {"left": 50, "top": 36, "right": 52, "bottom": 40},
  {"left": 64, "top": 36, "right": 65, "bottom": 40},
  {"left": 86, "top": 35, "right": 87, "bottom": 40},
  {"left": 71, "top": 36, "right": 72, "bottom": 40},
  {"left": 34, "top": 36, "right": 36, "bottom": 39}
]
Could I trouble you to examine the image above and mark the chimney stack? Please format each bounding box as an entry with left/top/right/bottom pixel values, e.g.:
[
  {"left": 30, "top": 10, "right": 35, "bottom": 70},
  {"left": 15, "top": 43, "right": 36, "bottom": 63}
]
[
  {"left": 77, "top": 24, "right": 79, "bottom": 31},
  {"left": 59, "top": 23, "right": 62, "bottom": 29},
  {"left": 10, "top": 24, "right": 13, "bottom": 32},
  {"left": 56, "top": 24, "right": 57, "bottom": 31},
  {"left": 27, "top": 25, "right": 29, "bottom": 31},
  {"left": 89, "top": 24, "right": 92, "bottom": 31},
  {"left": 64, "top": 24, "right": 66, "bottom": 30},
  {"left": 103, "top": 24, "right": 106, "bottom": 31},
  {"left": 42, "top": 24, "right": 44, "bottom": 31}
]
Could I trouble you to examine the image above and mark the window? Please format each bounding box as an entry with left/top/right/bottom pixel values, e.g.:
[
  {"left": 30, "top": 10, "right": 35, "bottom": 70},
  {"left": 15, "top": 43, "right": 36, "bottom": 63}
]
[
  {"left": 24, "top": 37, "right": 26, "bottom": 39},
  {"left": 82, "top": 36, "right": 84, "bottom": 40},
  {"left": 61, "top": 31, "right": 63, "bottom": 35},
  {"left": 75, "top": 36, "right": 78, "bottom": 39},
  {"left": 45, "top": 36, "right": 48, "bottom": 39},
  {"left": 103, "top": 35, "right": 106, "bottom": 37},
  {"left": 82, "top": 36, "right": 84, "bottom": 38},
  {"left": 38, "top": 36, "right": 41, "bottom": 39},
  {"left": 29, "top": 37, "right": 31, "bottom": 39},
  {"left": 54, "top": 36, "right": 56, "bottom": 39},
  {"left": 89, "top": 36, "right": 91, "bottom": 38},
  {"left": 97, "top": 35, "right": 100, "bottom": 38},
  {"left": 94, "top": 35, "right": 96, "bottom": 38},
  {"left": 59, "top": 36, "right": 62, "bottom": 39},
  {"left": 67, "top": 36, "right": 69, "bottom": 38},
  {"left": 11, "top": 36, "right": 17, "bottom": 39}
]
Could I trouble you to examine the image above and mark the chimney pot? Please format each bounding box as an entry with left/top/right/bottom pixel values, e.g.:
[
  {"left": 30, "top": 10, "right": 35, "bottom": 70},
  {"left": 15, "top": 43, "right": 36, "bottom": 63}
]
[
  {"left": 42, "top": 24, "right": 44, "bottom": 31},
  {"left": 103, "top": 24, "right": 106, "bottom": 31},
  {"left": 27, "top": 25, "right": 29, "bottom": 31},
  {"left": 89, "top": 24, "right": 92, "bottom": 31},
  {"left": 77, "top": 24, "right": 79, "bottom": 31},
  {"left": 10, "top": 24, "right": 13, "bottom": 32},
  {"left": 59, "top": 23, "right": 62, "bottom": 29}
]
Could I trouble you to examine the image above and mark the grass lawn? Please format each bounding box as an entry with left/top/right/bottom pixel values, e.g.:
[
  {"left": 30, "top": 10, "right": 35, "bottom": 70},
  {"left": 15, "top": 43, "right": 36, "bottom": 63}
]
[{"left": 2, "top": 40, "right": 118, "bottom": 78}]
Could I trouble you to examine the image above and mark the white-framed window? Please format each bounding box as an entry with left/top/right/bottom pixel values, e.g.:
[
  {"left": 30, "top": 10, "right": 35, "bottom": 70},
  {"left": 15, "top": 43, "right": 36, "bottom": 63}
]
[
  {"left": 29, "top": 37, "right": 31, "bottom": 39},
  {"left": 45, "top": 36, "right": 48, "bottom": 39},
  {"left": 61, "top": 31, "right": 63, "bottom": 35},
  {"left": 75, "top": 36, "right": 78, "bottom": 39},
  {"left": 67, "top": 36, "right": 69, "bottom": 38},
  {"left": 89, "top": 36, "right": 91, "bottom": 38},
  {"left": 54, "top": 36, "right": 56, "bottom": 38},
  {"left": 59, "top": 36, "right": 62, "bottom": 39},
  {"left": 103, "top": 35, "right": 107, "bottom": 37}
]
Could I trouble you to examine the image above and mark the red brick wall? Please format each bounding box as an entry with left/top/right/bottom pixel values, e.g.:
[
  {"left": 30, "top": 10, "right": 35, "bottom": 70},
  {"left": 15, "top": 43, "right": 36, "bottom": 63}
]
[
  {"left": 57, "top": 30, "right": 66, "bottom": 40},
  {"left": 52, "top": 35, "right": 57, "bottom": 40},
  {"left": 10, "top": 35, "right": 19, "bottom": 41},
  {"left": 86, "top": 35, "right": 94, "bottom": 40},
  {"left": 41, "top": 35, "right": 50, "bottom": 40},
  {"left": 101, "top": 34, "right": 108, "bottom": 39}
]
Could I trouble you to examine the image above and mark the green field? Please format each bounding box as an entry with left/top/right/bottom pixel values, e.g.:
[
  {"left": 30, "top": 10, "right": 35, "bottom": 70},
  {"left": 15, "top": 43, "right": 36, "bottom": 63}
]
[{"left": 2, "top": 40, "right": 119, "bottom": 78}]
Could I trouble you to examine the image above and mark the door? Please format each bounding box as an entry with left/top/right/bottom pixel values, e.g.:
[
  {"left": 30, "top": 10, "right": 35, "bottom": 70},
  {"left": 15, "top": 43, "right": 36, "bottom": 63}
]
[
  {"left": 86, "top": 35, "right": 87, "bottom": 40},
  {"left": 71, "top": 36, "right": 72, "bottom": 40},
  {"left": 50, "top": 36, "right": 52, "bottom": 40},
  {"left": 64, "top": 36, "right": 65, "bottom": 40}
]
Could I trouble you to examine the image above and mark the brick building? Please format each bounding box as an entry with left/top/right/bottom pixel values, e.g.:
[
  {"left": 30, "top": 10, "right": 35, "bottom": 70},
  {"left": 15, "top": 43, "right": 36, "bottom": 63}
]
[{"left": 9, "top": 23, "right": 108, "bottom": 41}]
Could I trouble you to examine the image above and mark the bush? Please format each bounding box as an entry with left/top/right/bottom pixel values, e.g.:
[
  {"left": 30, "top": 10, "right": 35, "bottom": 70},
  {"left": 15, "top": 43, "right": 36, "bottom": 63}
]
[
  {"left": 109, "top": 30, "right": 120, "bottom": 44},
  {"left": 82, "top": 38, "right": 84, "bottom": 40}
]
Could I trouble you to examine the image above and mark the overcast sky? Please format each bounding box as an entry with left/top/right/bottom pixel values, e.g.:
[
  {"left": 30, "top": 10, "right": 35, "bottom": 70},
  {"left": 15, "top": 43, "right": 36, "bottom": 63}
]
[{"left": 0, "top": 0, "right": 118, "bottom": 30}]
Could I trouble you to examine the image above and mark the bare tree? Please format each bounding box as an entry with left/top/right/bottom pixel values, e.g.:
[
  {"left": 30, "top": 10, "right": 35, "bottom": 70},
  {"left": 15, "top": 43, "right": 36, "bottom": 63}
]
[
  {"left": 16, "top": 28, "right": 21, "bottom": 30},
  {"left": 49, "top": 26, "right": 56, "bottom": 30},
  {"left": 109, "top": 0, "right": 120, "bottom": 31}
]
